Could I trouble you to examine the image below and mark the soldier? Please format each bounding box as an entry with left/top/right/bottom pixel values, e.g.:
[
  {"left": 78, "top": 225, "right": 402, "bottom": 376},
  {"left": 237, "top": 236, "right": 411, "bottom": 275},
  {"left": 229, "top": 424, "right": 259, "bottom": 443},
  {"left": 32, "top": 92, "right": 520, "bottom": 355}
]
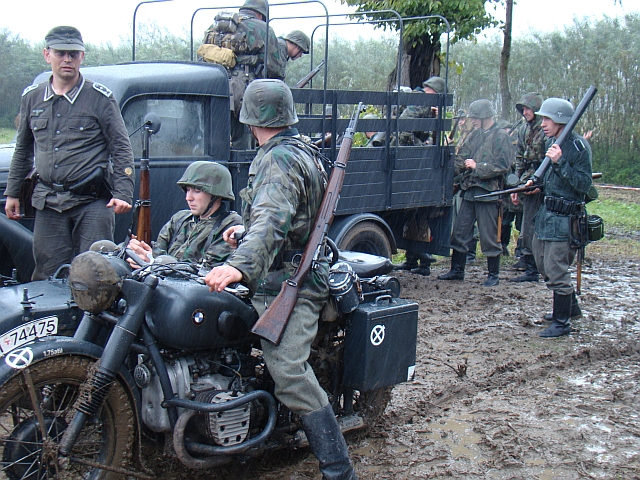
[
  {"left": 363, "top": 113, "right": 385, "bottom": 147},
  {"left": 528, "top": 98, "right": 592, "bottom": 338},
  {"left": 510, "top": 92, "right": 546, "bottom": 282},
  {"left": 278, "top": 30, "right": 310, "bottom": 70},
  {"left": 204, "top": 79, "right": 358, "bottom": 479},
  {"left": 127, "top": 162, "right": 241, "bottom": 269},
  {"left": 4, "top": 26, "right": 134, "bottom": 280},
  {"left": 438, "top": 99, "right": 513, "bottom": 287}
]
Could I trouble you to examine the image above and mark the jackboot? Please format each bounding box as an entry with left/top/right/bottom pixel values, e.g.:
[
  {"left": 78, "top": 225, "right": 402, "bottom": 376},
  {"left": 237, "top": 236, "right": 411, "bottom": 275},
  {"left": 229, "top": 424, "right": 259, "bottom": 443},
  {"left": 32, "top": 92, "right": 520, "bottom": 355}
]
[
  {"left": 501, "top": 223, "right": 512, "bottom": 256},
  {"left": 301, "top": 404, "right": 358, "bottom": 480},
  {"left": 512, "top": 256, "right": 527, "bottom": 271},
  {"left": 509, "top": 255, "right": 539, "bottom": 282},
  {"left": 410, "top": 265, "right": 431, "bottom": 276},
  {"left": 394, "top": 251, "right": 419, "bottom": 271},
  {"left": 543, "top": 292, "right": 582, "bottom": 321},
  {"left": 438, "top": 250, "right": 466, "bottom": 281},
  {"left": 483, "top": 256, "right": 500, "bottom": 287},
  {"left": 539, "top": 292, "right": 572, "bottom": 338}
]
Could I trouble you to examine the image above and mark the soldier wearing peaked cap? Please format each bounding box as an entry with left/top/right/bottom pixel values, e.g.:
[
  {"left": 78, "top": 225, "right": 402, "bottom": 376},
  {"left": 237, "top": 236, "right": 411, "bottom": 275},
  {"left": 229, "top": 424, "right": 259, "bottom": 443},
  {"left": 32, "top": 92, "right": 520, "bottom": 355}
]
[{"left": 4, "top": 26, "right": 135, "bottom": 280}]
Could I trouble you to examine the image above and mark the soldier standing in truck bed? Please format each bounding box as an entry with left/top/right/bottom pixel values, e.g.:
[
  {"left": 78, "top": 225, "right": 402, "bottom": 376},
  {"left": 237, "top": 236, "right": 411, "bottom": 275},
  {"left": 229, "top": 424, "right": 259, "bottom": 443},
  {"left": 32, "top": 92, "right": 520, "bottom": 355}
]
[
  {"left": 278, "top": 30, "right": 310, "bottom": 77},
  {"left": 4, "top": 26, "right": 134, "bottom": 280}
]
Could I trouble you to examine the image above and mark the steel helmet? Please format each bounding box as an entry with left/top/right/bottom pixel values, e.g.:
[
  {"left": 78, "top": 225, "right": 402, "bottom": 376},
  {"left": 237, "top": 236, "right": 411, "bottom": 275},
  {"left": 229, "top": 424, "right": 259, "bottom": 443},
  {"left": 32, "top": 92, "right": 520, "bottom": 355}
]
[
  {"left": 69, "top": 251, "right": 123, "bottom": 313},
  {"left": 515, "top": 92, "right": 543, "bottom": 115},
  {"left": 240, "top": 79, "right": 298, "bottom": 127},
  {"left": 242, "top": 0, "right": 268, "bottom": 18},
  {"left": 177, "top": 161, "right": 235, "bottom": 200},
  {"left": 422, "top": 76, "right": 445, "bottom": 94},
  {"left": 283, "top": 30, "right": 310, "bottom": 54},
  {"left": 467, "top": 99, "right": 496, "bottom": 119},
  {"left": 535, "top": 98, "right": 574, "bottom": 124}
]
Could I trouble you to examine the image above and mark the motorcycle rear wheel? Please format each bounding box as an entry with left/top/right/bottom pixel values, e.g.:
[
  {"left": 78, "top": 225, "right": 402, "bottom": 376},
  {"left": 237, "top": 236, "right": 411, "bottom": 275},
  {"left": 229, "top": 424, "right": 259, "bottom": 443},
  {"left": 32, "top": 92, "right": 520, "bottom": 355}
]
[{"left": 0, "top": 355, "right": 135, "bottom": 480}]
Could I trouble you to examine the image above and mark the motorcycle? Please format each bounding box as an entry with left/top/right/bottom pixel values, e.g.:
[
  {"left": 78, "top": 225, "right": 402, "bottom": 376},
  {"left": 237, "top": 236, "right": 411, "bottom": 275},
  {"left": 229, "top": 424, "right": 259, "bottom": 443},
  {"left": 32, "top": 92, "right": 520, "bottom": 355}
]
[{"left": 0, "top": 246, "right": 418, "bottom": 479}]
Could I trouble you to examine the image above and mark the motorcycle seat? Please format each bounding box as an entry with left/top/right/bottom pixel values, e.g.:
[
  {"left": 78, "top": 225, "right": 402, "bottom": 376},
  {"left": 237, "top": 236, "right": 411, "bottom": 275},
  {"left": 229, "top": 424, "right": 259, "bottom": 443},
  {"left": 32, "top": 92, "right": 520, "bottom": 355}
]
[{"left": 337, "top": 250, "right": 393, "bottom": 278}]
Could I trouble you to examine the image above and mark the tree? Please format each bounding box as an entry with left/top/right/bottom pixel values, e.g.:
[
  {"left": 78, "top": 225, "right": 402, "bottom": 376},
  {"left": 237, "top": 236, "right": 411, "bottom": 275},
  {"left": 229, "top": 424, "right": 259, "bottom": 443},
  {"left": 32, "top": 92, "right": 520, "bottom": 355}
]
[
  {"left": 340, "top": 0, "right": 499, "bottom": 89},
  {"left": 499, "top": 0, "right": 513, "bottom": 120}
]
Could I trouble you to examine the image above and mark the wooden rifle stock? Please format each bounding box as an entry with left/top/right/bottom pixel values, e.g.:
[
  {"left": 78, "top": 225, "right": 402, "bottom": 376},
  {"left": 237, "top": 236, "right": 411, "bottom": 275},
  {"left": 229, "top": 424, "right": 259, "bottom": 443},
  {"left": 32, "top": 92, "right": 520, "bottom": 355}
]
[
  {"left": 251, "top": 103, "right": 364, "bottom": 345},
  {"left": 136, "top": 158, "right": 152, "bottom": 244},
  {"left": 293, "top": 60, "right": 325, "bottom": 89}
]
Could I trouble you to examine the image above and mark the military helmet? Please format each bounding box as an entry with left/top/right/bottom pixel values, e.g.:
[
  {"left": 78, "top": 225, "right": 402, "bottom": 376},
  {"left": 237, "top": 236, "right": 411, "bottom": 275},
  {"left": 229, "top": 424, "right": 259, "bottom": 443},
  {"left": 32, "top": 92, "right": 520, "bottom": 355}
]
[
  {"left": 467, "top": 99, "right": 496, "bottom": 119},
  {"left": 283, "top": 30, "right": 310, "bottom": 54},
  {"left": 240, "top": 79, "right": 298, "bottom": 127},
  {"left": 422, "top": 76, "right": 445, "bottom": 95},
  {"left": 515, "top": 92, "right": 543, "bottom": 115},
  {"left": 69, "top": 251, "right": 123, "bottom": 313},
  {"left": 536, "top": 98, "right": 574, "bottom": 124},
  {"left": 242, "top": 0, "right": 268, "bottom": 18},
  {"left": 177, "top": 161, "right": 235, "bottom": 200}
]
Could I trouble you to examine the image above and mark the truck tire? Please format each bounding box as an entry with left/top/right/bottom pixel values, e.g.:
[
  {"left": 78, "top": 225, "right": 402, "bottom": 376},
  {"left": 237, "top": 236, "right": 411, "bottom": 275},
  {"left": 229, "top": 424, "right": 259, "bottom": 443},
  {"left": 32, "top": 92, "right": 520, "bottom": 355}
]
[{"left": 338, "top": 221, "right": 393, "bottom": 259}]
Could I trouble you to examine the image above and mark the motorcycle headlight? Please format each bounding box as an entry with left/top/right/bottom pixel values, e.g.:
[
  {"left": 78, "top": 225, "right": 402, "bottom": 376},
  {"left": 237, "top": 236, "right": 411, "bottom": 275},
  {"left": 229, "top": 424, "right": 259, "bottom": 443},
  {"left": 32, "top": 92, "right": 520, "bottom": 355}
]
[{"left": 69, "top": 251, "right": 123, "bottom": 313}]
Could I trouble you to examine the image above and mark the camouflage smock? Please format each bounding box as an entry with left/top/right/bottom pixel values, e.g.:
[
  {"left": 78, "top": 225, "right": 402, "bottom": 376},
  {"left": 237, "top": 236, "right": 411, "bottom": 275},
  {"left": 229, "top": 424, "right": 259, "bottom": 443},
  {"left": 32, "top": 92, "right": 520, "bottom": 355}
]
[
  {"left": 534, "top": 132, "right": 592, "bottom": 241},
  {"left": 396, "top": 87, "right": 436, "bottom": 146},
  {"left": 226, "top": 128, "right": 329, "bottom": 298},
  {"left": 153, "top": 208, "right": 241, "bottom": 268},
  {"left": 516, "top": 115, "right": 546, "bottom": 183},
  {"left": 234, "top": 10, "right": 285, "bottom": 79}
]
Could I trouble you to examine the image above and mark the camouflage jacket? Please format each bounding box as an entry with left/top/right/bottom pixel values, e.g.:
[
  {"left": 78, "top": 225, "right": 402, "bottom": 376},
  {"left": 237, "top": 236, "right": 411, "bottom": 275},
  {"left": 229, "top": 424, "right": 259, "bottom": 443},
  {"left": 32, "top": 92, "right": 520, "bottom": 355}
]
[
  {"left": 226, "top": 128, "right": 329, "bottom": 299},
  {"left": 153, "top": 208, "right": 241, "bottom": 268},
  {"left": 395, "top": 88, "right": 436, "bottom": 146},
  {"left": 515, "top": 116, "right": 546, "bottom": 183},
  {"left": 534, "top": 132, "right": 592, "bottom": 241},
  {"left": 455, "top": 123, "right": 513, "bottom": 202}
]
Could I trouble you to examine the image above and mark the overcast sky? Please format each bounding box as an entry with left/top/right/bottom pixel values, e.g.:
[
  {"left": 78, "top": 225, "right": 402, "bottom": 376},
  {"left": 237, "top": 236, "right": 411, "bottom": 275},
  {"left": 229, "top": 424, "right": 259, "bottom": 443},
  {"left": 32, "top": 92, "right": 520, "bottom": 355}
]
[{"left": 1, "top": 0, "right": 637, "bottom": 46}]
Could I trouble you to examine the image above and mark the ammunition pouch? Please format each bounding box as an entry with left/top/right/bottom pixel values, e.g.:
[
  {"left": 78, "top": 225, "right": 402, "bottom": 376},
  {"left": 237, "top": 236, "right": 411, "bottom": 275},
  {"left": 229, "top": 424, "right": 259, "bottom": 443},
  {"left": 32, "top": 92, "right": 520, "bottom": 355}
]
[{"left": 544, "top": 196, "right": 580, "bottom": 216}]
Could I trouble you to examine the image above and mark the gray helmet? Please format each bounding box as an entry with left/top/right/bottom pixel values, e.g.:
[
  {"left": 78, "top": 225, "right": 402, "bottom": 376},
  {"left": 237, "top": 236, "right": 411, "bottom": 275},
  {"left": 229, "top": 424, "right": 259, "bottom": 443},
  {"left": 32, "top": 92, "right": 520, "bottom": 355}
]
[
  {"left": 467, "top": 99, "right": 496, "bottom": 119},
  {"left": 536, "top": 98, "right": 574, "bottom": 124},
  {"left": 515, "top": 92, "right": 543, "bottom": 115},
  {"left": 69, "top": 251, "right": 123, "bottom": 313},
  {"left": 240, "top": 79, "right": 298, "bottom": 127},
  {"left": 242, "top": 0, "right": 268, "bottom": 18},
  {"left": 422, "top": 76, "right": 445, "bottom": 94},
  {"left": 283, "top": 30, "right": 310, "bottom": 54},
  {"left": 177, "top": 161, "right": 234, "bottom": 200}
]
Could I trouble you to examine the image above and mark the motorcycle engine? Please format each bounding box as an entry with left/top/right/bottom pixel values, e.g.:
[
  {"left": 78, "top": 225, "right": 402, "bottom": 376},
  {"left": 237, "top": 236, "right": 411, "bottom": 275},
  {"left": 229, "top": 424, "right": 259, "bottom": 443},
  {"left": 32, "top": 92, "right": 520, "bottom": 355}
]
[{"left": 137, "top": 352, "right": 251, "bottom": 445}]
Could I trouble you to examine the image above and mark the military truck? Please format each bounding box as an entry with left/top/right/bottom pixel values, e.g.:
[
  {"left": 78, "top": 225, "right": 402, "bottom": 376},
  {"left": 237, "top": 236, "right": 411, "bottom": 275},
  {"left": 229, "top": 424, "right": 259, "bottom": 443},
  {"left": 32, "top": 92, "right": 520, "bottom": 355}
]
[{"left": 0, "top": 5, "right": 454, "bottom": 284}]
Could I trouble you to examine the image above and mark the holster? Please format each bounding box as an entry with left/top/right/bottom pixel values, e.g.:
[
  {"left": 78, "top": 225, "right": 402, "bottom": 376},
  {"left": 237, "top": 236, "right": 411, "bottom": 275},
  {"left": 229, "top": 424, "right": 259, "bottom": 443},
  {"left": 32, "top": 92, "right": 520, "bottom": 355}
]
[
  {"left": 570, "top": 204, "right": 588, "bottom": 249},
  {"left": 68, "top": 167, "right": 111, "bottom": 199},
  {"left": 18, "top": 167, "right": 38, "bottom": 218}
]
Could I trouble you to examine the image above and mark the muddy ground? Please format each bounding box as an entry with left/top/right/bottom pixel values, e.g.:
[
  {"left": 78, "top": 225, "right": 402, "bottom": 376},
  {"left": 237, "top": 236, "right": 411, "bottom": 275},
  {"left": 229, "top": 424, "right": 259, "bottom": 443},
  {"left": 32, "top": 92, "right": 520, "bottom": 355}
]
[{"left": 150, "top": 191, "right": 640, "bottom": 480}]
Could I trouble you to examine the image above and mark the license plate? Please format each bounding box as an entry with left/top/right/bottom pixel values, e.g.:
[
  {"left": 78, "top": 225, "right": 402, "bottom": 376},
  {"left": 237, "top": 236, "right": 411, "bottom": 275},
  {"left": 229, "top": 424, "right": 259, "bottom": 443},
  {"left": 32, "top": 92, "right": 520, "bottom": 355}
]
[{"left": 0, "top": 316, "right": 59, "bottom": 355}]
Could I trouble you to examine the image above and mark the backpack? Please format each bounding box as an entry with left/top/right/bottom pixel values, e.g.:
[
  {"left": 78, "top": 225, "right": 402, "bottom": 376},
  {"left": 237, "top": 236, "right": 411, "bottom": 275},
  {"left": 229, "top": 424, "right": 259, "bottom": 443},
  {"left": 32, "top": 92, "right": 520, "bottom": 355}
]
[{"left": 201, "top": 11, "right": 249, "bottom": 60}]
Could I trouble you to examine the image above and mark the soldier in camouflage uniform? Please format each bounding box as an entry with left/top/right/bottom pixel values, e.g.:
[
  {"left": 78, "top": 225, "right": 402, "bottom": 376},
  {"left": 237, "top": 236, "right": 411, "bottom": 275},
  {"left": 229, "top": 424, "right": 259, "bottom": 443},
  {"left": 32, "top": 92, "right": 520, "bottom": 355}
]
[
  {"left": 127, "top": 162, "right": 241, "bottom": 269},
  {"left": 509, "top": 92, "right": 546, "bottom": 282},
  {"left": 204, "top": 79, "right": 358, "bottom": 480},
  {"left": 528, "top": 98, "right": 592, "bottom": 337},
  {"left": 278, "top": 30, "right": 310, "bottom": 76},
  {"left": 438, "top": 99, "right": 513, "bottom": 287}
]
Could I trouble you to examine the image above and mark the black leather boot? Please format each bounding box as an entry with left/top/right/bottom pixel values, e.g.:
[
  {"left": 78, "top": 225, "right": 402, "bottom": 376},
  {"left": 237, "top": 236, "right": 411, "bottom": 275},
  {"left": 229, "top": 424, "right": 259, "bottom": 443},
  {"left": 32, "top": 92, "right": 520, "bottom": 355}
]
[
  {"left": 394, "top": 251, "right": 419, "bottom": 271},
  {"left": 539, "top": 292, "right": 572, "bottom": 338},
  {"left": 509, "top": 255, "right": 539, "bottom": 282},
  {"left": 543, "top": 292, "right": 581, "bottom": 321},
  {"left": 301, "top": 404, "right": 358, "bottom": 480},
  {"left": 438, "top": 250, "right": 466, "bottom": 281},
  {"left": 483, "top": 256, "right": 500, "bottom": 287},
  {"left": 411, "top": 253, "right": 433, "bottom": 276}
]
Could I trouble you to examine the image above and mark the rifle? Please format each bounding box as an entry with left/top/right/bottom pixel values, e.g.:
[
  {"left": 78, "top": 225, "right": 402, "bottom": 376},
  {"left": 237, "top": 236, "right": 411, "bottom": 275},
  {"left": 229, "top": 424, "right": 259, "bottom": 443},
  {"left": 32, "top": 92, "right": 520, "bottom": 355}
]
[
  {"left": 476, "top": 172, "right": 602, "bottom": 199},
  {"left": 474, "top": 86, "right": 598, "bottom": 200},
  {"left": 293, "top": 60, "right": 325, "bottom": 89},
  {"left": 135, "top": 113, "right": 161, "bottom": 245},
  {"left": 251, "top": 103, "right": 364, "bottom": 345}
]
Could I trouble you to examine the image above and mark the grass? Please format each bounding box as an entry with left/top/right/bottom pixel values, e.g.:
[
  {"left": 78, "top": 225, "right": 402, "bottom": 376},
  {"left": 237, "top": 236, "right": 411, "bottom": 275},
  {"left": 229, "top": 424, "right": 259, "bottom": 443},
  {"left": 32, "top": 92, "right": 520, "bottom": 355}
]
[{"left": 0, "top": 128, "right": 15, "bottom": 143}]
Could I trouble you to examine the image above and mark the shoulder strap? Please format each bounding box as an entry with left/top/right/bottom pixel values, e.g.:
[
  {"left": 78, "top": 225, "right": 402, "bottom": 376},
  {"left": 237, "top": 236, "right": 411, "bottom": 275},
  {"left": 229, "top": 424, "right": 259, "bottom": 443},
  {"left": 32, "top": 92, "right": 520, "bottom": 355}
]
[
  {"left": 168, "top": 211, "right": 193, "bottom": 248},
  {"left": 203, "top": 209, "right": 234, "bottom": 251}
]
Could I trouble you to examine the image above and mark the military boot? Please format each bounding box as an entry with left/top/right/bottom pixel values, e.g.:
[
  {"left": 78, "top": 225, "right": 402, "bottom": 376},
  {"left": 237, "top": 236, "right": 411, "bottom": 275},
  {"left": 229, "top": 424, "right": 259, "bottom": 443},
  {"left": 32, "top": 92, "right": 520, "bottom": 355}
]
[
  {"left": 438, "top": 250, "right": 466, "bottom": 281},
  {"left": 483, "top": 256, "right": 500, "bottom": 287},
  {"left": 509, "top": 255, "right": 539, "bottom": 282},
  {"left": 301, "top": 404, "right": 358, "bottom": 480},
  {"left": 501, "top": 223, "right": 512, "bottom": 256},
  {"left": 539, "top": 292, "right": 572, "bottom": 338},
  {"left": 411, "top": 253, "right": 433, "bottom": 276},
  {"left": 394, "top": 251, "right": 419, "bottom": 271},
  {"left": 543, "top": 292, "right": 582, "bottom": 321}
]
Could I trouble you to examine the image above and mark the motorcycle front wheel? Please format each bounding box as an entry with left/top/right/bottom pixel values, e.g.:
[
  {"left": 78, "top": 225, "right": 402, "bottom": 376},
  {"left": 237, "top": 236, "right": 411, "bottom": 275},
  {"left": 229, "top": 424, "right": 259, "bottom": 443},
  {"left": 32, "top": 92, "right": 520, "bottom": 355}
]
[{"left": 0, "top": 355, "right": 135, "bottom": 480}]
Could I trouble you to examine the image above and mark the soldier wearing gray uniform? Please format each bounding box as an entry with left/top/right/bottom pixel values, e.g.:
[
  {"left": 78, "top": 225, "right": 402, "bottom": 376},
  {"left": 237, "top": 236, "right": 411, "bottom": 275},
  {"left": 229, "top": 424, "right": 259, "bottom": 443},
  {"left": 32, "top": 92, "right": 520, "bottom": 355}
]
[
  {"left": 438, "top": 99, "right": 513, "bottom": 287},
  {"left": 127, "top": 162, "right": 241, "bottom": 269},
  {"left": 204, "top": 79, "right": 357, "bottom": 479},
  {"left": 529, "top": 98, "right": 592, "bottom": 338},
  {"left": 510, "top": 92, "right": 546, "bottom": 282},
  {"left": 4, "top": 26, "right": 134, "bottom": 280}
]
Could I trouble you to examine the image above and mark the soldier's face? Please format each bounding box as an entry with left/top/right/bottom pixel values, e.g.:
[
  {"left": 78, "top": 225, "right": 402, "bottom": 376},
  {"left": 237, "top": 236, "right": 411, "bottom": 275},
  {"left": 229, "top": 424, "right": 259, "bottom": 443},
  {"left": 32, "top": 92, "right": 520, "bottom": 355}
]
[
  {"left": 44, "top": 48, "right": 84, "bottom": 81},
  {"left": 521, "top": 106, "right": 535, "bottom": 122},
  {"left": 287, "top": 42, "right": 303, "bottom": 60},
  {"left": 541, "top": 117, "right": 563, "bottom": 138},
  {"left": 185, "top": 187, "right": 214, "bottom": 216}
]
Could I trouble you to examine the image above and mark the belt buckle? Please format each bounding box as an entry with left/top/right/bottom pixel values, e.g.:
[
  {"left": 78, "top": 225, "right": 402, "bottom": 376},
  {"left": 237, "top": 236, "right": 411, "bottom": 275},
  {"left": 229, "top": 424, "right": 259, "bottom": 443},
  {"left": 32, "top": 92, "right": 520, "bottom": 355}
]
[{"left": 52, "top": 183, "right": 65, "bottom": 193}]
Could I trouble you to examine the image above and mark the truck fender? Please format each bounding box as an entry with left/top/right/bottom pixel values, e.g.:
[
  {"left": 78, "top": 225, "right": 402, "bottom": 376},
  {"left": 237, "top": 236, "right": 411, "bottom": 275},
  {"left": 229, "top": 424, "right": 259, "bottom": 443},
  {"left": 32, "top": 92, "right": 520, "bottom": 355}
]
[
  {"left": 329, "top": 214, "right": 397, "bottom": 259},
  {"left": 0, "top": 214, "right": 35, "bottom": 282}
]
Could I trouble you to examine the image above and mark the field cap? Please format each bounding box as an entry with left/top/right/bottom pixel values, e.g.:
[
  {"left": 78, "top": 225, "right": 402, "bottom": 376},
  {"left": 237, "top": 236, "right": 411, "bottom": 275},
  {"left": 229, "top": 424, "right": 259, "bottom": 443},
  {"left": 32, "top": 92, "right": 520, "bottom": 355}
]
[{"left": 45, "top": 26, "right": 85, "bottom": 52}]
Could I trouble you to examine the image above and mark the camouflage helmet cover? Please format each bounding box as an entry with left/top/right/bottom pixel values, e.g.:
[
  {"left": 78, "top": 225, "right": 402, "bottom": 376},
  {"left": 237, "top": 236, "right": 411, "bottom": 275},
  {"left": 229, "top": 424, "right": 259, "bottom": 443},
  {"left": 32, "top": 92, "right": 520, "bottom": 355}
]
[
  {"left": 536, "top": 98, "right": 574, "bottom": 124},
  {"left": 69, "top": 251, "right": 123, "bottom": 313},
  {"left": 242, "top": 0, "right": 268, "bottom": 18},
  {"left": 422, "top": 76, "right": 445, "bottom": 94},
  {"left": 467, "top": 99, "right": 496, "bottom": 119},
  {"left": 177, "top": 161, "right": 235, "bottom": 200},
  {"left": 283, "top": 30, "right": 310, "bottom": 54},
  {"left": 515, "top": 92, "right": 543, "bottom": 115},
  {"left": 240, "top": 79, "right": 298, "bottom": 127}
]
